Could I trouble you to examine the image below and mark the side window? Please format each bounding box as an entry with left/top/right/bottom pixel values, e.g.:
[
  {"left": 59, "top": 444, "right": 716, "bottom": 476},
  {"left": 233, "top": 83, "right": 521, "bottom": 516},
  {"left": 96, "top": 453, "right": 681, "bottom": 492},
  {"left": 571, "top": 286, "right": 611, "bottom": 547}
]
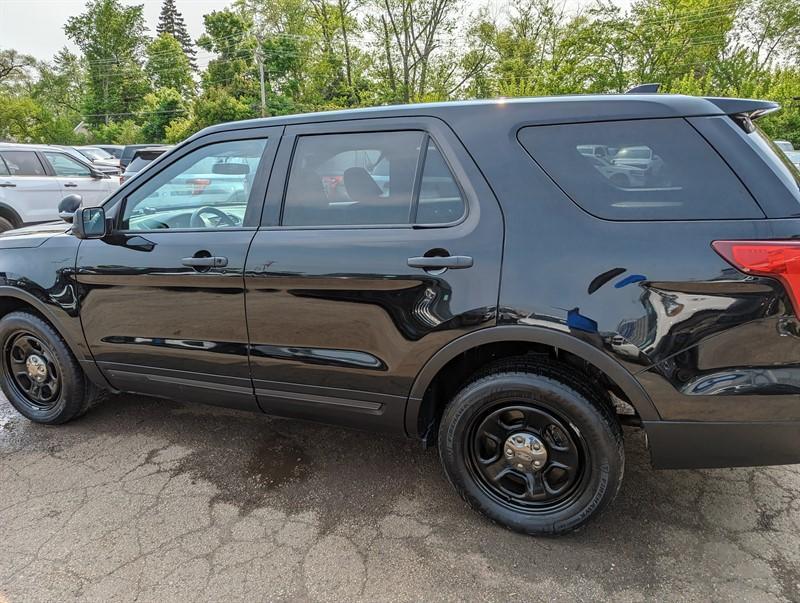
[
  {"left": 518, "top": 118, "right": 763, "bottom": 220},
  {"left": 283, "top": 131, "right": 422, "bottom": 226},
  {"left": 0, "top": 157, "right": 9, "bottom": 176},
  {"left": 416, "top": 140, "right": 465, "bottom": 224},
  {"left": 0, "top": 151, "right": 46, "bottom": 176},
  {"left": 282, "top": 131, "right": 466, "bottom": 227},
  {"left": 43, "top": 152, "right": 92, "bottom": 177},
  {"left": 120, "top": 139, "right": 267, "bottom": 231}
]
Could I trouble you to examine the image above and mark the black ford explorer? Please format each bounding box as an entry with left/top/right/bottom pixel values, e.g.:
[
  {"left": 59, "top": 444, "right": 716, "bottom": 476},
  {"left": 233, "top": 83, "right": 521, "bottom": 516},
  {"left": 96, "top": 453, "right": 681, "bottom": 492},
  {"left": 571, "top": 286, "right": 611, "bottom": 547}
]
[{"left": 1, "top": 93, "right": 800, "bottom": 535}]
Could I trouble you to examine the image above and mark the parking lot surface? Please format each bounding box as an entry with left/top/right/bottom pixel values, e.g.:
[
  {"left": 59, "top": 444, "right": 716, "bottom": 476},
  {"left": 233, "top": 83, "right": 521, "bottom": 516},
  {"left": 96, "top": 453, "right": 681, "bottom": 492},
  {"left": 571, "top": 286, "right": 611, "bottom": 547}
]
[{"left": 0, "top": 392, "right": 799, "bottom": 602}]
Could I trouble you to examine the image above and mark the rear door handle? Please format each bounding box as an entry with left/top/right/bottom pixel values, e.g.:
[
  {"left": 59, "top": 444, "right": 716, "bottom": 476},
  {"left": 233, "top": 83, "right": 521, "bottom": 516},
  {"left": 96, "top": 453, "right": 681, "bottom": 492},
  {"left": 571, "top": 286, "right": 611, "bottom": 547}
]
[
  {"left": 181, "top": 256, "right": 228, "bottom": 268},
  {"left": 0, "top": 182, "right": 16, "bottom": 188},
  {"left": 407, "top": 255, "right": 473, "bottom": 270},
  {"left": 64, "top": 183, "right": 78, "bottom": 188}
]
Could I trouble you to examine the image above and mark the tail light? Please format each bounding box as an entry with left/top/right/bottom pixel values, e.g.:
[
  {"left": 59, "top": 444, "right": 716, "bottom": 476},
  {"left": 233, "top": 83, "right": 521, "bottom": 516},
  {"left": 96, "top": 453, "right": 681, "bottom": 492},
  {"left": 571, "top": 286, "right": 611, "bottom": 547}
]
[{"left": 713, "top": 240, "right": 800, "bottom": 312}]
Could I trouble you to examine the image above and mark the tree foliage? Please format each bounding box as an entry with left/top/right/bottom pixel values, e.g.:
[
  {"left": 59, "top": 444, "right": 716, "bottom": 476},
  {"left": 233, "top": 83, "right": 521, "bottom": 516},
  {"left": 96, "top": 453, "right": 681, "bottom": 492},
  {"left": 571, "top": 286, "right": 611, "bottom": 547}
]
[{"left": 1, "top": 0, "right": 799, "bottom": 145}]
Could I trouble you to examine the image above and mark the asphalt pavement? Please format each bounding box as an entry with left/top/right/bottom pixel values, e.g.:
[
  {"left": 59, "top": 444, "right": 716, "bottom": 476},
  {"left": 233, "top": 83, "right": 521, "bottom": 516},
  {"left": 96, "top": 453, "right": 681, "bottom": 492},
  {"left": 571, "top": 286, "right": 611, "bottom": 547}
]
[{"left": 1, "top": 392, "right": 798, "bottom": 602}]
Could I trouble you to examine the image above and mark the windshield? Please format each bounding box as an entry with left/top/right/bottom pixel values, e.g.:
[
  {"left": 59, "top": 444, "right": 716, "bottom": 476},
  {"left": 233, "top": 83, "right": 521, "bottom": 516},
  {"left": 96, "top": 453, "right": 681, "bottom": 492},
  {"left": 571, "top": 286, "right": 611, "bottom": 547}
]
[{"left": 79, "top": 147, "right": 113, "bottom": 160}]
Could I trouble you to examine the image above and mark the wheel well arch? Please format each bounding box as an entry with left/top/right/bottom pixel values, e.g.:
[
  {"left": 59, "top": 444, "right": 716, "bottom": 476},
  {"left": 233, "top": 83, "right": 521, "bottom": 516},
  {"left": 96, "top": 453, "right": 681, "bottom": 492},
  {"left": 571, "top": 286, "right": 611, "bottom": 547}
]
[
  {"left": 405, "top": 326, "right": 660, "bottom": 441},
  {"left": 0, "top": 204, "right": 22, "bottom": 228},
  {"left": 0, "top": 289, "right": 83, "bottom": 362}
]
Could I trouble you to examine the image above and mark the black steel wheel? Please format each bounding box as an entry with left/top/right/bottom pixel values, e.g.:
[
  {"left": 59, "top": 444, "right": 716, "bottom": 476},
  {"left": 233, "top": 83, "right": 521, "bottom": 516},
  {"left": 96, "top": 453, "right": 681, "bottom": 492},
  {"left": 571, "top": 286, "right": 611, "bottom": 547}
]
[
  {"left": 0, "top": 311, "right": 99, "bottom": 424},
  {"left": 439, "top": 358, "right": 624, "bottom": 536},
  {"left": 4, "top": 331, "right": 62, "bottom": 409},
  {"left": 468, "top": 403, "right": 588, "bottom": 514}
]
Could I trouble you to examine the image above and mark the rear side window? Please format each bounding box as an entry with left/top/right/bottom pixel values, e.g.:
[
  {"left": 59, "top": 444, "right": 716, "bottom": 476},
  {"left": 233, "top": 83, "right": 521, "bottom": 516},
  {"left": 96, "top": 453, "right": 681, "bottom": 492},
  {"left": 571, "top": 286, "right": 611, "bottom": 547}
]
[
  {"left": 282, "top": 131, "right": 465, "bottom": 227},
  {"left": 518, "top": 119, "right": 763, "bottom": 220},
  {"left": 0, "top": 151, "right": 46, "bottom": 176},
  {"left": 0, "top": 157, "right": 8, "bottom": 176}
]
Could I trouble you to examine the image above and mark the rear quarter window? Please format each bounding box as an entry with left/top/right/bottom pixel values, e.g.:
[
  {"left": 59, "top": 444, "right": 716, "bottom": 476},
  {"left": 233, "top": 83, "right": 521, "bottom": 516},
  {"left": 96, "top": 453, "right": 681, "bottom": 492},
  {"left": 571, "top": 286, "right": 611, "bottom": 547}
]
[{"left": 518, "top": 118, "right": 764, "bottom": 221}]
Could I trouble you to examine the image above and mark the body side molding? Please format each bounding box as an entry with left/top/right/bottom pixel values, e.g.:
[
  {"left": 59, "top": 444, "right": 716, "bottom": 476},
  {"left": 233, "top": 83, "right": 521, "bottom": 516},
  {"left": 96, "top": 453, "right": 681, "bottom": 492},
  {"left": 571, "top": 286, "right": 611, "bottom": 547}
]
[{"left": 404, "top": 325, "right": 660, "bottom": 437}]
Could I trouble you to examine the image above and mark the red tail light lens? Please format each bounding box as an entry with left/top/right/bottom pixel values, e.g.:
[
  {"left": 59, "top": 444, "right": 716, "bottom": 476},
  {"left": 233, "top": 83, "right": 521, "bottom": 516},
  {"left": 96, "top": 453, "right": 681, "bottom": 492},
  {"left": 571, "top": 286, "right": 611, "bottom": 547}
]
[{"left": 713, "top": 240, "right": 800, "bottom": 312}]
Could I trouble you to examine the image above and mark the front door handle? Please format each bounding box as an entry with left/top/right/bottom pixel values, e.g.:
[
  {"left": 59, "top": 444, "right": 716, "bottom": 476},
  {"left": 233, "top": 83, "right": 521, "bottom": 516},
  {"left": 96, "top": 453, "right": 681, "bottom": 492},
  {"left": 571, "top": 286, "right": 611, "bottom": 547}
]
[
  {"left": 407, "top": 255, "right": 473, "bottom": 270},
  {"left": 182, "top": 256, "right": 228, "bottom": 268},
  {"left": 0, "top": 182, "right": 16, "bottom": 188},
  {"left": 64, "top": 183, "right": 78, "bottom": 188}
]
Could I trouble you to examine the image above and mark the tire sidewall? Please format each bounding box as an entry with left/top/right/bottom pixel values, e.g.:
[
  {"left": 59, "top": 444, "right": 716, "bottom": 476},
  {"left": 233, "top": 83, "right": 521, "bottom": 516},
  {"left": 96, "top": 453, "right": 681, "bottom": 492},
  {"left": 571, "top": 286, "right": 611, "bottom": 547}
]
[
  {"left": 440, "top": 373, "right": 623, "bottom": 535},
  {"left": 0, "top": 312, "right": 84, "bottom": 424}
]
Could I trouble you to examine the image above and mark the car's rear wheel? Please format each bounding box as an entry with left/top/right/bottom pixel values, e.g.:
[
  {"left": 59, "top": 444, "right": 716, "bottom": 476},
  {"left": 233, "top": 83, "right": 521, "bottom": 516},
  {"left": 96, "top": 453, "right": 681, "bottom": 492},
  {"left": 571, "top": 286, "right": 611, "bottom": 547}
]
[
  {"left": 438, "top": 358, "right": 624, "bottom": 535},
  {"left": 0, "top": 311, "right": 99, "bottom": 424}
]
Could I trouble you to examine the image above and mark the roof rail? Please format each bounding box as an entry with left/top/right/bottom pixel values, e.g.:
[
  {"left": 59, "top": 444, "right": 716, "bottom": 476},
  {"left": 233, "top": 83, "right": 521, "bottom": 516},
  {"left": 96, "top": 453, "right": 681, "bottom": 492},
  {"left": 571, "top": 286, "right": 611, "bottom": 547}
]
[{"left": 626, "top": 83, "right": 661, "bottom": 94}]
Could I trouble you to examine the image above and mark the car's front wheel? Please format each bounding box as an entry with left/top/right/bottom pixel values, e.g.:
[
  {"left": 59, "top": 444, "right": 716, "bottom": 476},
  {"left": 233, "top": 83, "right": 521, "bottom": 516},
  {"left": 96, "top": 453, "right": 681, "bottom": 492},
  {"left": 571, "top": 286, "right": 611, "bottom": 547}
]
[
  {"left": 438, "top": 358, "right": 624, "bottom": 535},
  {"left": 0, "top": 311, "right": 100, "bottom": 424}
]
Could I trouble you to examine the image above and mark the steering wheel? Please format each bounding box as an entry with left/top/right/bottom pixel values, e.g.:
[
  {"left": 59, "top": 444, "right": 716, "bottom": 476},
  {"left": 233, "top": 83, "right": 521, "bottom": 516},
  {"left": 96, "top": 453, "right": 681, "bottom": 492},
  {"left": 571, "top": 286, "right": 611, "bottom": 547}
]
[{"left": 189, "top": 206, "right": 236, "bottom": 228}]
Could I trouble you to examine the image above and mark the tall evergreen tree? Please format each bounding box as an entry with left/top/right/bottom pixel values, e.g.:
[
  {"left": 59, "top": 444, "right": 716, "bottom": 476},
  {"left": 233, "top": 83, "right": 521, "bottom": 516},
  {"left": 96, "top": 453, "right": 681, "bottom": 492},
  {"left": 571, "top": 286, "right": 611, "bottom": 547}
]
[{"left": 157, "top": 0, "right": 197, "bottom": 70}]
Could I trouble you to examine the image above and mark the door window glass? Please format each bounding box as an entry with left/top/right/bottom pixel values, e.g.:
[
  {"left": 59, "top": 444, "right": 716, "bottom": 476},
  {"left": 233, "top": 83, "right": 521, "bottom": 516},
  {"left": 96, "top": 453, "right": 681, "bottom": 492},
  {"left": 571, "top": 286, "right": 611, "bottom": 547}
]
[
  {"left": 283, "top": 132, "right": 465, "bottom": 226},
  {"left": 121, "top": 139, "right": 267, "bottom": 231},
  {"left": 518, "top": 118, "right": 762, "bottom": 220},
  {"left": 0, "top": 157, "right": 9, "bottom": 176},
  {"left": 283, "top": 131, "right": 423, "bottom": 226},
  {"left": 0, "top": 151, "right": 46, "bottom": 176},
  {"left": 43, "top": 152, "right": 92, "bottom": 177}
]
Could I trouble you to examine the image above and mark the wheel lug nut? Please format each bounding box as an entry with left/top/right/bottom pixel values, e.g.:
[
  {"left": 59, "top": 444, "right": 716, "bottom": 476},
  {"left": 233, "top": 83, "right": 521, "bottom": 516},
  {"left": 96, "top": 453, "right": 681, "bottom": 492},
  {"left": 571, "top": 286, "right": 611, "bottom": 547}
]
[
  {"left": 533, "top": 443, "right": 541, "bottom": 450},
  {"left": 534, "top": 461, "right": 541, "bottom": 467},
  {"left": 516, "top": 463, "right": 524, "bottom": 470},
  {"left": 505, "top": 448, "right": 514, "bottom": 457}
]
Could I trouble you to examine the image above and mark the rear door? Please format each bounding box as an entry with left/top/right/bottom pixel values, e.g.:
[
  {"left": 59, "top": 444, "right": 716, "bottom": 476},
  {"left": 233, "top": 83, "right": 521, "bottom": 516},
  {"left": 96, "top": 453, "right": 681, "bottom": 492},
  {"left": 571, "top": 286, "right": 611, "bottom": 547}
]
[
  {"left": 41, "top": 150, "right": 112, "bottom": 206},
  {"left": 245, "top": 117, "right": 504, "bottom": 433},
  {"left": 0, "top": 150, "right": 61, "bottom": 224}
]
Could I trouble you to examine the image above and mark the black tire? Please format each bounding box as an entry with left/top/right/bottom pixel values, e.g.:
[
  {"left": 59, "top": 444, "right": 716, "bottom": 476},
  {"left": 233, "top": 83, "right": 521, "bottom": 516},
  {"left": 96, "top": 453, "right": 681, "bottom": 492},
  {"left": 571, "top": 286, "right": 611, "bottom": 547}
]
[
  {"left": 0, "top": 216, "right": 16, "bottom": 233},
  {"left": 438, "top": 358, "right": 624, "bottom": 536},
  {"left": 0, "top": 311, "right": 101, "bottom": 424}
]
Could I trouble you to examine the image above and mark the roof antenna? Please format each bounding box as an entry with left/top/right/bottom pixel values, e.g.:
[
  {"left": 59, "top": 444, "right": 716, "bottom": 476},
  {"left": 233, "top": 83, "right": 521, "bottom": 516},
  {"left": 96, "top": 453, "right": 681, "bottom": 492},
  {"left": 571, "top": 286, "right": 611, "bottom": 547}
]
[{"left": 625, "top": 83, "right": 661, "bottom": 94}]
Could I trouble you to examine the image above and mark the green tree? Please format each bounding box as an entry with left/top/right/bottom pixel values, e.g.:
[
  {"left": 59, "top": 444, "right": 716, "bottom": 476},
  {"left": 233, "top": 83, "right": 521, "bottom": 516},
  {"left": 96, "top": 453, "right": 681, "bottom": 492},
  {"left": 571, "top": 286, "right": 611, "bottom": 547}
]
[
  {"left": 146, "top": 33, "right": 195, "bottom": 96},
  {"left": 157, "top": 0, "right": 197, "bottom": 70},
  {"left": 65, "top": 0, "right": 151, "bottom": 126},
  {"left": 139, "top": 87, "right": 188, "bottom": 141}
]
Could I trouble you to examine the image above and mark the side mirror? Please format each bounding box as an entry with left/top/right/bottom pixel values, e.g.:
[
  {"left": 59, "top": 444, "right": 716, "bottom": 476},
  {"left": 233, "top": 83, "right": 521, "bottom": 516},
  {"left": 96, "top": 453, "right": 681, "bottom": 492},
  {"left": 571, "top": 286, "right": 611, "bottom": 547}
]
[
  {"left": 90, "top": 167, "right": 108, "bottom": 180},
  {"left": 72, "top": 207, "right": 107, "bottom": 239},
  {"left": 58, "top": 194, "right": 82, "bottom": 223}
]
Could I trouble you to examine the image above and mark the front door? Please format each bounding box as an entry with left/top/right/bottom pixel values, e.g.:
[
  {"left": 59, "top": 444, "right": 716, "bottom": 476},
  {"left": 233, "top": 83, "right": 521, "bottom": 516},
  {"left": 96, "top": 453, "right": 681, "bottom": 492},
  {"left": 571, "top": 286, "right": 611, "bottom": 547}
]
[
  {"left": 76, "top": 129, "right": 281, "bottom": 410},
  {"left": 41, "top": 150, "right": 113, "bottom": 206},
  {"left": 245, "top": 118, "right": 504, "bottom": 433}
]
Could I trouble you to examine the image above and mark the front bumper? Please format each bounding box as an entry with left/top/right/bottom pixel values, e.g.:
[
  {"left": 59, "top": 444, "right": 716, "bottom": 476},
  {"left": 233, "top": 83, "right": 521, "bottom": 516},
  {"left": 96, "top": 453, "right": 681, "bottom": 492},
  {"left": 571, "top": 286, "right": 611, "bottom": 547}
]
[{"left": 644, "top": 420, "right": 800, "bottom": 469}]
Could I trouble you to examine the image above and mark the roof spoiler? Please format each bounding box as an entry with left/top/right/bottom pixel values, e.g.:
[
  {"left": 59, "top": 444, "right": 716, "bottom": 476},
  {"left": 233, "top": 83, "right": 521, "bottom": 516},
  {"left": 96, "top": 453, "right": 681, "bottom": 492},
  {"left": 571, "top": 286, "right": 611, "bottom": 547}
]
[
  {"left": 626, "top": 83, "right": 661, "bottom": 94},
  {"left": 704, "top": 97, "right": 781, "bottom": 119}
]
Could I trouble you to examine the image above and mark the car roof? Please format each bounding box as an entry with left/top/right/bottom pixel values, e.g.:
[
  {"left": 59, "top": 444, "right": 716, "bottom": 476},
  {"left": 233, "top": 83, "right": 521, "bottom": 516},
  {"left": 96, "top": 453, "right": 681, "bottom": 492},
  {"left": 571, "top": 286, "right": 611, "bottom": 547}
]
[
  {"left": 0, "top": 142, "right": 66, "bottom": 152},
  {"left": 197, "top": 94, "right": 775, "bottom": 138}
]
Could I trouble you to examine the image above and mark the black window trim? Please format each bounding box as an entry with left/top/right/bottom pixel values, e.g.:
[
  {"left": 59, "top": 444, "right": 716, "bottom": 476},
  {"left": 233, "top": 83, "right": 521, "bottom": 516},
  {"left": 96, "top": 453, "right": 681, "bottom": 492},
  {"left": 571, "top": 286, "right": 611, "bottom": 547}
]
[
  {"left": 110, "top": 131, "right": 280, "bottom": 235},
  {"left": 275, "top": 128, "right": 469, "bottom": 231}
]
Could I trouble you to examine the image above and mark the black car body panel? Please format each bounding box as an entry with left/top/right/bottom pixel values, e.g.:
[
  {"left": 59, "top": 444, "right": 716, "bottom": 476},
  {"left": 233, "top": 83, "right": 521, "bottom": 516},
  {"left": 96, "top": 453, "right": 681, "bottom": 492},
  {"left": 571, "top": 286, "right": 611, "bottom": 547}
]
[{"left": 3, "top": 94, "right": 800, "bottom": 470}]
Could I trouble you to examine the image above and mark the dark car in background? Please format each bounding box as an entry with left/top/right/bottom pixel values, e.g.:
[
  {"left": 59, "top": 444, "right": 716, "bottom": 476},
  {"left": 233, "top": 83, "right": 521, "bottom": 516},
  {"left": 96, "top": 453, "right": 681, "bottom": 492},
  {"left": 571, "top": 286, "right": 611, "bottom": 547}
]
[
  {"left": 2, "top": 93, "right": 800, "bottom": 536},
  {"left": 96, "top": 145, "right": 124, "bottom": 159},
  {"left": 119, "top": 144, "right": 153, "bottom": 170},
  {"left": 120, "top": 146, "right": 172, "bottom": 184}
]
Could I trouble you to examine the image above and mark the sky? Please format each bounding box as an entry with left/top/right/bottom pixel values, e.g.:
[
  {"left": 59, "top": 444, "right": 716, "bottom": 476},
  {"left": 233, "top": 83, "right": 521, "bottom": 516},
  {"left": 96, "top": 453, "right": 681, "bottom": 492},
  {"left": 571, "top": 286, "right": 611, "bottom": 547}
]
[{"left": 0, "top": 0, "right": 635, "bottom": 69}]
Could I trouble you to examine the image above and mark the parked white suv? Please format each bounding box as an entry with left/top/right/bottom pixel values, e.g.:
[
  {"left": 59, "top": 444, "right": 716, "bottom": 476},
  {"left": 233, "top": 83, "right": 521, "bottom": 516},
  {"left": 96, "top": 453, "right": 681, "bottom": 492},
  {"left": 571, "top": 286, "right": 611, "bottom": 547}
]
[{"left": 0, "top": 144, "right": 119, "bottom": 232}]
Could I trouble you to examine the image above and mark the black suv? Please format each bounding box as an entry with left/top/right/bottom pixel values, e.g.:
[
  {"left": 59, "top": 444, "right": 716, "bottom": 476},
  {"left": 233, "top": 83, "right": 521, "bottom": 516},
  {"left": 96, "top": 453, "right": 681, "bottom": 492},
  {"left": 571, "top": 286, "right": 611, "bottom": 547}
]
[{"left": 2, "top": 94, "right": 800, "bottom": 535}]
